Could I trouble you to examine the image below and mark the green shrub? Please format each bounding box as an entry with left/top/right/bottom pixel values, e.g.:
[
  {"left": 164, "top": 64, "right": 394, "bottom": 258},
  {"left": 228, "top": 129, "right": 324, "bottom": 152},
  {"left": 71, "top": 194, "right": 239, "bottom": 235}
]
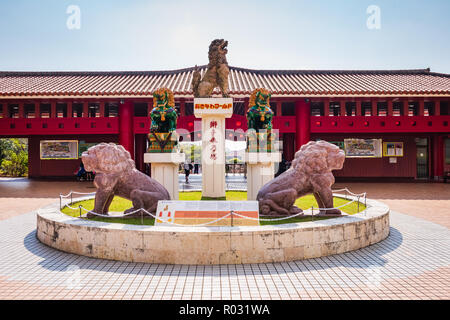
[{"left": 0, "top": 139, "right": 28, "bottom": 177}]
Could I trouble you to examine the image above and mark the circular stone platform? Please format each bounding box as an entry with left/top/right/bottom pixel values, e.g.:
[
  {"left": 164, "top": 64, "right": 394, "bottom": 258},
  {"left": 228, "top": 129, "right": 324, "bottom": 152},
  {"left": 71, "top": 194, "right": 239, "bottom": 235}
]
[{"left": 36, "top": 196, "right": 389, "bottom": 265}]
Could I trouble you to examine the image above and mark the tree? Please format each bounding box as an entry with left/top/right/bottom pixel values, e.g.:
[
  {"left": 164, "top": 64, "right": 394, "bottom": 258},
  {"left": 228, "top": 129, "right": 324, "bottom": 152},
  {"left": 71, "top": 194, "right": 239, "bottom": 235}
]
[{"left": 0, "top": 139, "right": 28, "bottom": 177}]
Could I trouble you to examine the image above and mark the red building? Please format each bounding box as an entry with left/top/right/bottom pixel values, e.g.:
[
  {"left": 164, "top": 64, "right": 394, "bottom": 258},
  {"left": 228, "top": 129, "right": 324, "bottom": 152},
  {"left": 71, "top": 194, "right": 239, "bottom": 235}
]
[{"left": 0, "top": 66, "right": 449, "bottom": 181}]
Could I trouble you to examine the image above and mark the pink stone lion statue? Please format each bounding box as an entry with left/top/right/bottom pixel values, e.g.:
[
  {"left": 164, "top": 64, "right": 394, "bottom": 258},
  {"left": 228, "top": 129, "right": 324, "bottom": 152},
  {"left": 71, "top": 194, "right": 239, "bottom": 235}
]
[
  {"left": 257, "top": 140, "right": 345, "bottom": 216},
  {"left": 81, "top": 143, "right": 170, "bottom": 217}
]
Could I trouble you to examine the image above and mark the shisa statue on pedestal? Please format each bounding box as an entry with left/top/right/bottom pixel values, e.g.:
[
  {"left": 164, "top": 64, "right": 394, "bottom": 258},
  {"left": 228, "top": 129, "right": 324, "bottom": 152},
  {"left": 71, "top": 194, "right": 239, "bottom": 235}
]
[
  {"left": 148, "top": 87, "right": 178, "bottom": 153},
  {"left": 82, "top": 143, "right": 170, "bottom": 217},
  {"left": 245, "top": 88, "right": 281, "bottom": 200},
  {"left": 192, "top": 39, "right": 230, "bottom": 97},
  {"left": 191, "top": 39, "right": 233, "bottom": 199},
  {"left": 257, "top": 140, "right": 346, "bottom": 216},
  {"left": 246, "top": 88, "right": 275, "bottom": 153},
  {"left": 144, "top": 87, "right": 185, "bottom": 200}
]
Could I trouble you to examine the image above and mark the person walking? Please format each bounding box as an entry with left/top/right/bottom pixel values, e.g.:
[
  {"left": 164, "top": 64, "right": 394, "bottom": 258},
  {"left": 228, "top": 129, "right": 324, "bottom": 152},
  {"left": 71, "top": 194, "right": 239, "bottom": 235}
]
[
  {"left": 184, "top": 162, "right": 193, "bottom": 183},
  {"left": 76, "top": 161, "right": 86, "bottom": 181}
]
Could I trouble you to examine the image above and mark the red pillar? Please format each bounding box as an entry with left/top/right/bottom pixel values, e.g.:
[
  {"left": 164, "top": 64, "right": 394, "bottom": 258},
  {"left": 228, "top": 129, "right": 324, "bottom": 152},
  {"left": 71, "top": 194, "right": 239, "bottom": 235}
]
[
  {"left": 119, "top": 100, "right": 135, "bottom": 159},
  {"left": 387, "top": 100, "right": 393, "bottom": 116},
  {"left": 371, "top": 100, "right": 377, "bottom": 116},
  {"left": 418, "top": 99, "right": 425, "bottom": 116},
  {"left": 356, "top": 100, "right": 362, "bottom": 116},
  {"left": 435, "top": 99, "right": 440, "bottom": 115},
  {"left": 324, "top": 99, "right": 330, "bottom": 117},
  {"left": 295, "top": 99, "right": 311, "bottom": 151},
  {"left": 51, "top": 101, "right": 56, "bottom": 118},
  {"left": 99, "top": 101, "right": 105, "bottom": 118},
  {"left": 403, "top": 100, "right": 409, "bottom": 116},
  {"left": 27, "top": 136, "right": 40, "bottom": 178},
  {"left": 276, "top": 101, "right": 282, "bottom": 116},
  {"left": 18, "top": 101, "right": 25, "bottom": 118},
  {"left": 83, "top": 101, "right": 88, "bottom": 118},
  {"left": 340, "top": 100, "right": 346, "bottom": 116},
  {"left": 2, "top": 102, "right": 8, "bottom": 118},
  {"left": 433, "top": 136, "right": 444, "bottom": 180},
  {"left": 67, "top": 101, "right": 72, "bottom": 118},
  {"left": 134, "top": 134, "right": 146, "bottom": 172},
  {"left": 179, "top": 99, "right": 185, "bottom": 117}
]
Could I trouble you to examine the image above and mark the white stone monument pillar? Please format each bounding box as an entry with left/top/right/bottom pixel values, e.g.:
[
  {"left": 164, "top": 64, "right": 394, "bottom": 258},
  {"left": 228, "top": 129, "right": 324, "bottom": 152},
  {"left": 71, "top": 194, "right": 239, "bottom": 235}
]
[
  {"left": 194, "top": 98, "right": 233, "bottom": 199},
  {"left": 144, "top": 152, "right": 185, "bottom": 200},
  {"left": 245, "top": 152, "right": 282, "bottom": 200}
]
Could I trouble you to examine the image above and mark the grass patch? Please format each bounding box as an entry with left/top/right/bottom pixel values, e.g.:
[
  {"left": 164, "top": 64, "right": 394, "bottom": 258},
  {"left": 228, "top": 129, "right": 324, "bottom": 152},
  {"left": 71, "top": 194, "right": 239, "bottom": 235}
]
[{"left": 61, "top": 191, "right": 365, "bottom": 226}]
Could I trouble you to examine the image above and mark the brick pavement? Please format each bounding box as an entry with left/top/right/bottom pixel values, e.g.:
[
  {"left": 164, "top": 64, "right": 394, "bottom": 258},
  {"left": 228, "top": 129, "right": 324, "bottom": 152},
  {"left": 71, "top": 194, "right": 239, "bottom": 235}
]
[
  {"left": 0, "top": 178, "right": 448, "bottom": 300},
  {"left": 0, "top": 208, "right": 448, "bottom": 300}
]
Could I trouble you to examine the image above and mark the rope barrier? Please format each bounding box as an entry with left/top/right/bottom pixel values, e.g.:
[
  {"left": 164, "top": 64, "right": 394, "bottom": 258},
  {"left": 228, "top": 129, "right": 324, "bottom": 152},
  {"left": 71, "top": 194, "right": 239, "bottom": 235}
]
[
  {"left": 60, "top": 190, "right": 97, "bottom": 198},
  {"left": 59, "top": 187, "right": 367, "bottom": 227}
]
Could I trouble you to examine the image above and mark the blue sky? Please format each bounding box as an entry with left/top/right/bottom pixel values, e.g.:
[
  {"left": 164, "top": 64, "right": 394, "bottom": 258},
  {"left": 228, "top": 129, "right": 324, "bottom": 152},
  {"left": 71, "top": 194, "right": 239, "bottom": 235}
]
[{"left": 0, "top": 0, "right": 449, "bottom": 72}]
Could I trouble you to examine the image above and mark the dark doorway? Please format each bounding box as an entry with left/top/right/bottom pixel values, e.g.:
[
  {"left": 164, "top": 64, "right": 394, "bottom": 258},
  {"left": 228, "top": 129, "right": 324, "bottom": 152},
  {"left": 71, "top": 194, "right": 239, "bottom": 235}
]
[{"left": 415, "top": 138, "right": 429, "bottom": 179}]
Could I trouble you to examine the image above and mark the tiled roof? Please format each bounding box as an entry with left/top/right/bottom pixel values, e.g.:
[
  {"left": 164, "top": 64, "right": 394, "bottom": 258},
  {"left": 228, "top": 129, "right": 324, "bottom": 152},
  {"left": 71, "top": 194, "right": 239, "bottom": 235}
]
[{"left": 0, "top": 66, "right": 449, "bottom": 98}]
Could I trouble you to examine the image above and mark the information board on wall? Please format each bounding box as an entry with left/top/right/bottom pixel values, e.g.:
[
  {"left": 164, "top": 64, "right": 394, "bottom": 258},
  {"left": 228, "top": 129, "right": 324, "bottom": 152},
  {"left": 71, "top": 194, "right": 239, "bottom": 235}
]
[
  {"left": 40, "top": 140, "right": 78, "bottom": 160},
  {"left": 383, "top": 142, "right": 404, "bottom": 157},
  {"left": 344, "top": 138, "right": 382, "bottom": 158}
]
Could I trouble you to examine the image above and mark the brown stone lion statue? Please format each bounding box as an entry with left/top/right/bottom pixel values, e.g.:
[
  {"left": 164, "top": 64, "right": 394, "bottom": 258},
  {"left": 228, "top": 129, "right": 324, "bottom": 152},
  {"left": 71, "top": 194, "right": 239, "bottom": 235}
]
[
  {"left": 192, "top": 39, "right": 229, "bottom": 97},
  {"left": 81, "top": 143, "right": 170, "bottom": 217},
  {"left": 257, "top": 140, "right": 345, "bottom": 216}
]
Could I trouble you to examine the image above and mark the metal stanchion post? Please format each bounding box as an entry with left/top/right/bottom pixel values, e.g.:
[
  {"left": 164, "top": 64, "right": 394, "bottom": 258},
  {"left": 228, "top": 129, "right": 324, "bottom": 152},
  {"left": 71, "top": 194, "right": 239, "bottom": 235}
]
[
  {"left": 59, "top": 194, "right": 62, "bottom": 210},
  {"left": 357, "top": 196, "right": 360, "bottom": 213},
  {"left": 230, "top": 210, "right": 234, "bottom": 227},
  {"left": 79, "top": 205, "right": 82, "bottom": 217},
  {"left": 141, "top": 210, "right": 144, "bottom": 225},
  {"left": 311, "top": 206, "right": 314, "bottom": 221},
  {"left": 70, "top": 193, "right": 73, "bottom": 206}
]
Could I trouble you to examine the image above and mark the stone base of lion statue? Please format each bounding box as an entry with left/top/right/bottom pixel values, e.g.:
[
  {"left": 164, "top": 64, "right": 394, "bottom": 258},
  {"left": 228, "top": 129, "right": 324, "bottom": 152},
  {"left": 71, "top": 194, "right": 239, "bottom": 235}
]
[
  {"left": 245, "top": 152, "right": 281, "bottom": 201},
  {"left": 81, "top": 143, "right": 170, "bottom": 218},
  {"left": 143, "top": 152, "right": 185, "bottom": 200},
  {"left": 256, "top": 140, "right": 345, "bottom": 216}
]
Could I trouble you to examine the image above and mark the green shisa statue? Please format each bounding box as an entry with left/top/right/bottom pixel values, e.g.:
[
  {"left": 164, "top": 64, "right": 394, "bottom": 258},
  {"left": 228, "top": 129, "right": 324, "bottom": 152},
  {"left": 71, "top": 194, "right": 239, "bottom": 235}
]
[
  {"left": 246, "top": 88, "right": 274, "bottom": 131},
  {"left": 148, "top": 87, "right": 178, "bottom": 152},
  {"left": 246, "top": 88, "right": 274, "bottom": 152}
]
